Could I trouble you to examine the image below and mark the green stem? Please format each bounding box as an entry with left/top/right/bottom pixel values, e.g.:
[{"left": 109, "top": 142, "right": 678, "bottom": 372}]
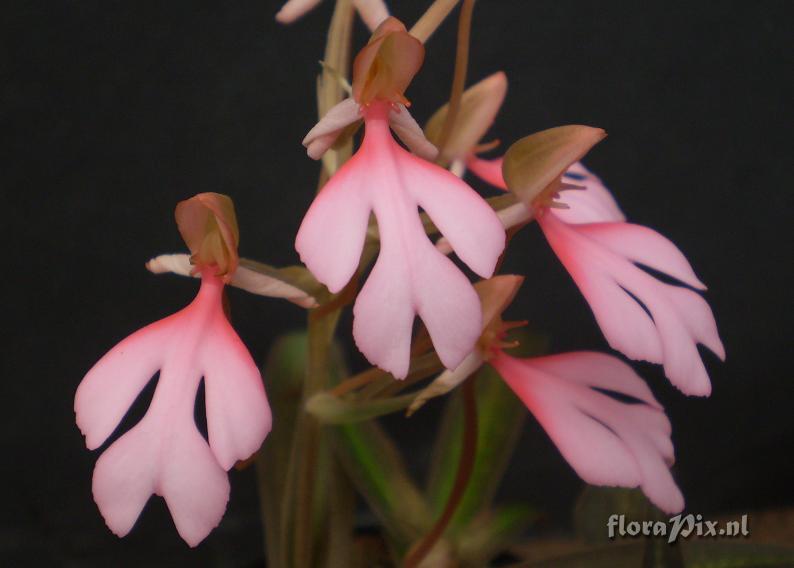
[{"left": 291, "top": 310, "right": 335, "bottom": 567}]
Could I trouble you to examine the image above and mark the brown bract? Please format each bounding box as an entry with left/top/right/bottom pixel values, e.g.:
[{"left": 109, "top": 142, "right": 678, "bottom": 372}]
[
  {"left": 425, "top": 71, "right": 507, "bottom": 161},
  {"left": 352, "top": 17, "right": 425, "bottom": 106},
  {"left": 502, "top": 125, "right": 606, "bottom": 209},
  {"left": 175, "top": 192, "right": 240, "bottom": 281},
  {"left": 474, "top": 275, "right": 525, "bottom": 358}
]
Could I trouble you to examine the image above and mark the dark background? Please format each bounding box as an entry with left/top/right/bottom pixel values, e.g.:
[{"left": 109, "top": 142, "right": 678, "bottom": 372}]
[{"left": 3, "top": 0, "right": 792, "bottom": 565}]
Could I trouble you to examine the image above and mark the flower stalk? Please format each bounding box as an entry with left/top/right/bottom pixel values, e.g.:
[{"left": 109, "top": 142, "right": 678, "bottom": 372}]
[{"left": 434, "top": 0, "right": 476, "bottom": 166}]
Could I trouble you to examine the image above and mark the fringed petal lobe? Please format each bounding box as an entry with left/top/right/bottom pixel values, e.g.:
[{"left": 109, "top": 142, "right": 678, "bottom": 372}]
[{"left": 539, "top": 212, "right": 723, "bottom": 395}]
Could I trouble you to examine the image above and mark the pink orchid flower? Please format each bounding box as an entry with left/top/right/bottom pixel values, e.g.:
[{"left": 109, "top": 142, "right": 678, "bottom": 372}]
[
  {"left": 467, "top": 153, "right": 724, "bottom": 396},
  {"left": 276, "top": 0, "right": 388, "bottom": 31},
  {"left": 296, "top": 18, "right": 505, "bottom": 378},
  {"left": 491, "top": 351, "right": 684, "bottom": 513},
  {"left": 410, "top": 276, "right": 685, "bottom": 513},
  {"left": 75, "top": 193, "right": 271, "bottom": 546}
]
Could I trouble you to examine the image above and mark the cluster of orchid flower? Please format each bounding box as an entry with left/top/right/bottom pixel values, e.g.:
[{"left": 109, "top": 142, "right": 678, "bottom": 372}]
[{"left": 75, "top": 0, "right": 723, "bottom": 558}]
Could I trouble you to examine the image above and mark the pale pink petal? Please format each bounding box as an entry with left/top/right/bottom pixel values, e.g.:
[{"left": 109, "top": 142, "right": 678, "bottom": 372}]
[
  {"left": 92, "top": 423, "right": 159, "bottom": 538},
  {"left": 202, "top": 315, "right": 272, "bottom": 470},
  {"left": 353, "top": 246, "right": 415, "bottom": 378},
  {"left": 75, "top": 315, "right": 179, "bottom": 450},
  {"left": 399, "top": 146, "right": 505, "bottom": 278},
  {"left": 302, "top": 98, "right": 362, "bottom": 160},
  {"left": 492, "top": 352, "right": 684, "bottom": 513},
  {"left": 93, "top": 416, "right": 230, "bottom": 548},
  {"left": 412, "top": 241, "right": 483, "bottom": 370},
  {"left": 145, "top": 253, "right": 193, "bottom": 276},
  {"left": 352, "top": 0, "right": 390, "bottom": 31},
  {"left": 275, "top": 0, "right": 324, "bottom": 24},
  {"left": 160, "top": 419, "right": 231, "bottom": 547},
  {"left": 229, "top": 263, "right": 319, "bottom": 308},
  {"left": 540, "top": 213, "right": 724, "bottom": 395},
  {"left": 524, "top": 351, "right": 662, "bottom": 410},
  {"left": 295, "top": 151, "right": 371, "bottom": 293},
  {"left": 352, "top": 157, "right": 482, "bottom": 375},
  {"left": 576, "top": 223, "right": 705, "bottom": 289},
  {"left": 341, "top": 103, "right": 496, "bottom": 375},
  {"left": 389, "top": 104, "right": 438, "bottom": 161},
  {"left": 466, "top": 155, "right": 507, "bottom": 189},
  {"left": 147, "top": 253, "right": 319, "bottom": 309},
  {"left": 437, "top": 200, "right": 529, "bottom": 253},
  {"left": 436, "top": 202, "right": 532, "bottom": 254},
  {"left": 353, "top": 230, "right": 482, "bottom": 377},
  {"left": 561, "top": 262, "right": 664, "bottom": 364},
  {"left": 554, "top": 162, "right": 625, "bottom": 224}
]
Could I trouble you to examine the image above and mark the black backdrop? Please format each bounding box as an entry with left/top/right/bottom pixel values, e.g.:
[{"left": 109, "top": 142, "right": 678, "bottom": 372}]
[{"left": 4, "top": 1, "right": 792, "bottom": 565}]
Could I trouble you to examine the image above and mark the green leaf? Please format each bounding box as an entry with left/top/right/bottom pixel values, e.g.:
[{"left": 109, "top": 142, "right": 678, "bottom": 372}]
[
  {"left": 426, "top": 329, "right": 547, "bottom": 533},
  {"left": 330, "top": 420, "right": 430, "bottom": 551},
  {"left": 502, "top": 125, "right": 606, "bottom": 204},
  {"left": 514, "top": 542, "right": 794, "bottom": 568},
  {"left": 257, "top": 331, "right": 349, "bottom": 567},
  {"left": 256, "top": 332, "right": 312, "bottom": 567},
  {"left": 307, "top": 391, "right": 415, "bottom": 424},
  {"left": 515, "top": 542, "right": 647, "bottom": 568},
  {"left": 455, "top": 504, "right": 538, "bottom": 565},
  {"left": 683, "top": 541, "right": 794, "bottom": 567},
  {"left": 425, "top": 366, "right": 526, "bottom": 533}
]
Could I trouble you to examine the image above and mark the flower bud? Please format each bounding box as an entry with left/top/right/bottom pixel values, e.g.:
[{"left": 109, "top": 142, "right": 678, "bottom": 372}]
[{"left": 425, "top": 71, "right": 508, "bottom": 162}]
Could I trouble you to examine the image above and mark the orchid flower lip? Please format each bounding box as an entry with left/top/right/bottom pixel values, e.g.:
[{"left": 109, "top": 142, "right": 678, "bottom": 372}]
[
  {"left": 491, "top": 351, "right": 685, "bottom": 513},
  {"left": 76, "top": 267, "right": 270, "bottom": 546},
  {"left": 538, "top": 204, "right": 723, "bottom": 396},
  {"left": 296, "top": 98, "right": 505, "bottom": 377}
]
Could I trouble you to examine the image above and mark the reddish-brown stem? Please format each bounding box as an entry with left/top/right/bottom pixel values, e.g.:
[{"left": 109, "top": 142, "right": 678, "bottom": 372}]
[{"left": 403, "top": 376, "right": 478, "bottom": 567}]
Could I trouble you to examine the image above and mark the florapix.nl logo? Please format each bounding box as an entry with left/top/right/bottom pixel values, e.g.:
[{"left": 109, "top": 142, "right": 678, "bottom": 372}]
[{"left": 608, "top": 514, "right": 749, "bottom": 544}]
